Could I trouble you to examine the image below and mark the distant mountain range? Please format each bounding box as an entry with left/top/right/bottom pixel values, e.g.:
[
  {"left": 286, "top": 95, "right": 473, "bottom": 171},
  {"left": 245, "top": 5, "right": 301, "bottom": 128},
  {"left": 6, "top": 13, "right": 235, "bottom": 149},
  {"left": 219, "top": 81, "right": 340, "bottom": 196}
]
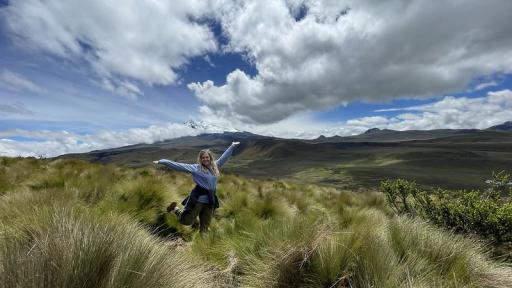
[
  {"left": 486, "top": 121, "right": 512, "bottom": 131},
  {"left": 183, "top": 119, "right": 512, "bottom": 142},
  {"left": 311, "top": 121, "right": 512, "bottom": 143},
  {"left": 60, "top": 121, "right": 512, "bottom": 191}
]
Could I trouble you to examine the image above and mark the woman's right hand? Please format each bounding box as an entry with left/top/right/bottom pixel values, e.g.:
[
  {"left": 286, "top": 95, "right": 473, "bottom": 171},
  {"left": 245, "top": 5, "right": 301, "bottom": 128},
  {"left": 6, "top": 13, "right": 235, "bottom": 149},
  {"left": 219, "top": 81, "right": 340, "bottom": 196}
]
[{"left": 152, "top": 160, "right": 159, "bottom": 164}]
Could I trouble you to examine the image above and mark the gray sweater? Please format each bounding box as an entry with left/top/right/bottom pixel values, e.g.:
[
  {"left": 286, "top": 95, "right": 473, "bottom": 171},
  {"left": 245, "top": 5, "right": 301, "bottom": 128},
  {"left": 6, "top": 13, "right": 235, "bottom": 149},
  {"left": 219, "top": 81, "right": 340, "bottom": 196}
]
[{"left": 157, "top": 143, "right": 236, "bottom": 204}]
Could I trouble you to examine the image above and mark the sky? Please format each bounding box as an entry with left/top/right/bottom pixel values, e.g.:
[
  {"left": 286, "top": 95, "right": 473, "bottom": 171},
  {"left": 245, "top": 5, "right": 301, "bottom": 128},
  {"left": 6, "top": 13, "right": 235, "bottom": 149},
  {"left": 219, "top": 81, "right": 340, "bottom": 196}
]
[{"left": 1, "top": 0, "right": 512, "bottom": 157}]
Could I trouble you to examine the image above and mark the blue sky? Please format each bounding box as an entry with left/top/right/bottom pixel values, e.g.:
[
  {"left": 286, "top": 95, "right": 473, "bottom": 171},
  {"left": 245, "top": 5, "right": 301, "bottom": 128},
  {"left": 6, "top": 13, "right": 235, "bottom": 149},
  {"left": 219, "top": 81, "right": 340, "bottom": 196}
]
[{"left": 1, "top": 0, "right": 512, "bottom": 156}]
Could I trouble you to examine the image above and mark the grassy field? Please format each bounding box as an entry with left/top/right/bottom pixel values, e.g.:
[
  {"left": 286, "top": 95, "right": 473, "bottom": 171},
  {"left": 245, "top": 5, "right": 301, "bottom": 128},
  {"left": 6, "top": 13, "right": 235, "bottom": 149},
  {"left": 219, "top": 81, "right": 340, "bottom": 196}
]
[
  {"left": 2, "top": 157, "right": 511, "bottom": 287},
  {"left": 228, "top": 144, "right": 512, "bottom": 191}
]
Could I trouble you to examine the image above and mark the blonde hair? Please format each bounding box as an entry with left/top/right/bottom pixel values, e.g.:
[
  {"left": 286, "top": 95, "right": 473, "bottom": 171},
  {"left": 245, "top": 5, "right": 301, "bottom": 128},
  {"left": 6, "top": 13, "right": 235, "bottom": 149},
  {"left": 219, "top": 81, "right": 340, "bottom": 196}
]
[{"left": 197, "top": 149, "right": 220, "bottom": 176}]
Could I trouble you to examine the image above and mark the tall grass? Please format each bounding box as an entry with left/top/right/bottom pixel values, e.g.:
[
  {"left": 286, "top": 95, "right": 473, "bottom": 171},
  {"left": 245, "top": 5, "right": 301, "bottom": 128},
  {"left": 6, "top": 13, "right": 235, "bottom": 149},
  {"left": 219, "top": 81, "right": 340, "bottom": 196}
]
[
  {"left": 0, "top": 206, "right": 215, "bottom": 288},
  {"left": 388, "top": 217, "right": 512, "bottom": 287},
  {"left": 1, "top": 157, "right": 511, "bottom": 287},
  {"left": 99, "top": 175, "right": 167, "bottom": 224},
  {"left": 190, "top": 178, "right": 512, "bottom": 287}
]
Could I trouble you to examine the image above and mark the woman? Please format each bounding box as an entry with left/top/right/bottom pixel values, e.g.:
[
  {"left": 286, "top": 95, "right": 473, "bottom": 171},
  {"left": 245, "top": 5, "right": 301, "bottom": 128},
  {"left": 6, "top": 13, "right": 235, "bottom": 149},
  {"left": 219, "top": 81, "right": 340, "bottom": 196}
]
[{"left": 153, "top": 141, "right": 240, "bottom": 232}]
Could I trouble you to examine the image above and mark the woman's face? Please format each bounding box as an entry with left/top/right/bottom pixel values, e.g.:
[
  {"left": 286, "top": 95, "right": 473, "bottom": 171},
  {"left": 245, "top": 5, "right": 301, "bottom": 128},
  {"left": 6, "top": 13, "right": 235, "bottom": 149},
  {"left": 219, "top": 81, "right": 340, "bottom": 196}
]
[{"left": 200, "top": 153, "right": 211, "bottom": 167}]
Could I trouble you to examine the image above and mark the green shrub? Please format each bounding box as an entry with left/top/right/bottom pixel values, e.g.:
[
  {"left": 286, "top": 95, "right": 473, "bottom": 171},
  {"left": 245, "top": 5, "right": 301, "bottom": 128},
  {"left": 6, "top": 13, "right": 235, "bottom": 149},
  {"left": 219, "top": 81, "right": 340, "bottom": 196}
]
[
  {"left": 381, "top": 171, "right": 512, "bottom": 242},
  {"left": 380, "top": 178, "right": 420, "bottom": 215},
  {"left": 485, "top": 170, "right": 512, "bottom": 199}
]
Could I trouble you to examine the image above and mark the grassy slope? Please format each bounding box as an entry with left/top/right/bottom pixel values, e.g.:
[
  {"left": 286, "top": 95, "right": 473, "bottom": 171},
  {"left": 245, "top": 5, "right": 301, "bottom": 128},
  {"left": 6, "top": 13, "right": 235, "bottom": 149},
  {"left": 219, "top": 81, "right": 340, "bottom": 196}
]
[
  {"left": 1, "top": 157, "right": 511, "bottom": 287},
  {"left": 231, "top": 143, "right": 512, "bottom": 191},
  {"left": 60, "top": 131, "right": 512, "bottom": 191}
]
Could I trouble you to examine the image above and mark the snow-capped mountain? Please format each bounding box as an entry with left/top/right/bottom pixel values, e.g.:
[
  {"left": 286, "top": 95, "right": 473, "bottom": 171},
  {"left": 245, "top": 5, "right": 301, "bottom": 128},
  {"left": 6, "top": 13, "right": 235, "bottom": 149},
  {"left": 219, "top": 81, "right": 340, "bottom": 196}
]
[{"left": 183, "top": 120, "right": 240, "bottom": 133}]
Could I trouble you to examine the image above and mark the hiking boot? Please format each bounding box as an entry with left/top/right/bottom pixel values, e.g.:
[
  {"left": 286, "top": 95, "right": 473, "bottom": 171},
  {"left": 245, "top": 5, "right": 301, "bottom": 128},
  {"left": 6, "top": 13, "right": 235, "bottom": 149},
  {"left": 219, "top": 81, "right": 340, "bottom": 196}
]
[{"left": 166, "top": 201, "right": 177, "bottom": 213}]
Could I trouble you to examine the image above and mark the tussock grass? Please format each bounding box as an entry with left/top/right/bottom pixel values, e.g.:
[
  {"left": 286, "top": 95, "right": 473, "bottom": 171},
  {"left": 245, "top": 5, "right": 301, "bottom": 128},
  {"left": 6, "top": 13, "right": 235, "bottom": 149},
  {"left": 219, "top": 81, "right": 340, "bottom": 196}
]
[
  {"left": 388, "top": 217, "right": 512, "bottom": 287},
  {"left": 0, "top": 206, "right": 215, "bottom": 288},
  {"left": 0, "top": 167, "right": 13, "bottom": 195},
  {"left": 100, "top": 176, "right": 168, "bottom": 224},
  {"left": 1, "top": 157, "right": 511, "bottom": 287}
]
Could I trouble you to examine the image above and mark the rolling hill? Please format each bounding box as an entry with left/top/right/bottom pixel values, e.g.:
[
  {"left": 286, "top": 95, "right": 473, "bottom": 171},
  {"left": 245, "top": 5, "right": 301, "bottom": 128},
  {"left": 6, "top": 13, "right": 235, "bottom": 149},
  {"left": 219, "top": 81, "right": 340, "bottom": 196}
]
[{"left": 60, "top": 123, "right": 512, "bottom": 190}]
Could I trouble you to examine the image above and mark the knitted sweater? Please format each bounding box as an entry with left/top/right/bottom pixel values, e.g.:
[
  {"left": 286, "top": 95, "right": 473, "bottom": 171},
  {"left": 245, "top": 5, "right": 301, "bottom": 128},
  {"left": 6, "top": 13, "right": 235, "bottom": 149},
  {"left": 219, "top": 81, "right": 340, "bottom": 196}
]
[{"left": 157, "top": 143, "right": 236, "bottom": 207}]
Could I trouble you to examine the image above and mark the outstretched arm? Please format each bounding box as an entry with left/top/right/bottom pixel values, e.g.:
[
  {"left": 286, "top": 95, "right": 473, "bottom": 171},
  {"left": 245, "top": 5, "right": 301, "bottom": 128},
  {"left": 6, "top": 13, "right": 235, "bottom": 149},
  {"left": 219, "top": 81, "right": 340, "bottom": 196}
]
[
  {"left": 216, "top": 142, "right": 240, "bottom": 168},
  {"left": 153, "top": 159, "right": 197, "bottom": 173}
]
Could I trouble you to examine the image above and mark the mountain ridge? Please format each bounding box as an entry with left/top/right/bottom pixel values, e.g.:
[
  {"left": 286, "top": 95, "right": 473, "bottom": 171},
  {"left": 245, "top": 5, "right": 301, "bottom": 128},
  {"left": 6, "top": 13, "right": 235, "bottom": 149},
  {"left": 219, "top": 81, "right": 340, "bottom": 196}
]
[{"left": 486, "top": 121, "right": 512, "bottom": 131}]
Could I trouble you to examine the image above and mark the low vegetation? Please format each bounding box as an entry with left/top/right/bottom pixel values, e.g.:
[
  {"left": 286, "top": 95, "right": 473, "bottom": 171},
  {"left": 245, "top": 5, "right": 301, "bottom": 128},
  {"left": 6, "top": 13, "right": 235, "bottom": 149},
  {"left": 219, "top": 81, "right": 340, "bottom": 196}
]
[
  {"left": 1, "top": 157, "right": 511, "bottom": 287},
  {"left": 381, "top": 171, "right": 512, "bottom": 243}
]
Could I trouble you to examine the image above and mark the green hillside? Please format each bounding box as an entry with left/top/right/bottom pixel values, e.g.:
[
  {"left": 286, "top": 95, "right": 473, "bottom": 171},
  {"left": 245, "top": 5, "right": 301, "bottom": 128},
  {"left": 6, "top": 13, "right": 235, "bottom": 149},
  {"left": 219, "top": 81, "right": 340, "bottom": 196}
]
[
  {"left": 59, "top": 131, "right": 512, "bottom": 191},
  {"left": 1, "top": 157, "right": 511, "bottom": 287}
]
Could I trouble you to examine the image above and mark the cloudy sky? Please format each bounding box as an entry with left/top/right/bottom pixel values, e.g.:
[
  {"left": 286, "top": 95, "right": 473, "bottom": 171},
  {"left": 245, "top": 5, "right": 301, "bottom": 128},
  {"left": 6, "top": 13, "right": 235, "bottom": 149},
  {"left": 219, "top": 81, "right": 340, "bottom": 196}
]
[{"left": 1, "top": 0, "right": 512, "bottom": 157}]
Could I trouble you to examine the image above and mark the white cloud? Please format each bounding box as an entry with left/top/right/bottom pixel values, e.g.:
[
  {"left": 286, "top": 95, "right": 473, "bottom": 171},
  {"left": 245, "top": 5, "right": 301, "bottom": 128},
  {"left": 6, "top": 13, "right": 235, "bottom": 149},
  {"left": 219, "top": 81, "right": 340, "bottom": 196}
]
[
  {"left": 3, "top": 0, "right": 217, "bottom": 89},
  {"left": 0, "top": 69, "right": 42, "bottom": 93},
  {"left": 0, "top": 122, "right": 227, "bottom": 157},
  {"left": 4, "top": 0, "right": 511, "bottom": 124},
  {"left": 191, "top": 0, "right": 512, "bottom": 124},
  {"left": 99, "top": 78, "right": 142, "bottom": 100},
  {"left": 0, "top": 102, "right": 33, "bottom": 115},
  {"left": 473, "top": 81, "right": 499, "bottom": 91},
  {"left": 198, "top": 89, "right": 512, "bottom": 138},
  {"left": 373, "top": 89, "right": 512, "bottom": 131}
]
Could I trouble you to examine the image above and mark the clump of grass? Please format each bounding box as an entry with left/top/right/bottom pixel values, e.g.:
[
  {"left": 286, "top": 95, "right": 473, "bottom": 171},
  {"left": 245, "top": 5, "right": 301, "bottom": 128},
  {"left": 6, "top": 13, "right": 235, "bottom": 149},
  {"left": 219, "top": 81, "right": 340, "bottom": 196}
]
[
  {"left": 99, "top": 175, "right": 168, "bottom": 224},
  {"left": 307, "top": 208, "right": 404, "bottom": 287},
  {"left": 27, "top": 168, "right": 67, "bottom": 190},
  {"left": 219, "top": 191, "right": 249, "bottom": 218},
  {"left": 0, "top": 206, "right": 215, "bottom": 288},
  {"left": 280, "top": 187, "right": 313, "bottom": 213},
  {"left": 236, "top": 214, "right": 331, "bottom": 287},
  {"left": 250, "top": 193, "right": 288, "bottom": 219},
  {"left": 69, "top": 164, "right": 121, "bottom": 204},
  {"left": 349, "top": 220, "right": 400, "bottom": 287},
  {"left": 308, "top": 232, "right": 354, "bottom": 287},
  {"left": 388, "top": 217, "right": 512, "bottom": 287},
  {"left": 0, "top": 167, "right": 13, "bottom": 195}
]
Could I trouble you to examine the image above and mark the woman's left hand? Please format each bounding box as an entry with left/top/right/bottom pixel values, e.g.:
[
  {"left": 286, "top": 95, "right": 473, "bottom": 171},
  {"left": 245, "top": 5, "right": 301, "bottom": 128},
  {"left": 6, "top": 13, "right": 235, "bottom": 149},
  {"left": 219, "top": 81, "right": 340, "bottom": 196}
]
[{"left": 232, "top": 141, "right": 240, "bottom": 146}]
